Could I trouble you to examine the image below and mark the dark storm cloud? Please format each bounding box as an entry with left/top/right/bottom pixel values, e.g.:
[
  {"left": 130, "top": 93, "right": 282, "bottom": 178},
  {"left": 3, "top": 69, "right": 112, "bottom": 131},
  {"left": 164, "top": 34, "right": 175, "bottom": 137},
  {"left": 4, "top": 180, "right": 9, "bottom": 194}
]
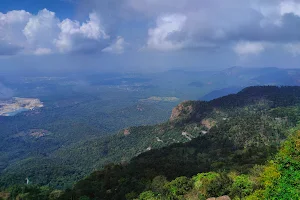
[{"left": 77, "top": 0, "right": 300, "bottom": 53}]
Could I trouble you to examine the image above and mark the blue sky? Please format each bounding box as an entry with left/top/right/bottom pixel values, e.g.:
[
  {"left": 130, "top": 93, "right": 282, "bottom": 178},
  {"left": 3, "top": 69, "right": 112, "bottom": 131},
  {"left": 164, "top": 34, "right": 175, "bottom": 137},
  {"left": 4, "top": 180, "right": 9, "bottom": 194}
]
[
  {"left": 1, "top": 0, "right": 300, "bottom": 73},
  {"left": 1, "top": 0, "right": 75, "bottom": 18}
]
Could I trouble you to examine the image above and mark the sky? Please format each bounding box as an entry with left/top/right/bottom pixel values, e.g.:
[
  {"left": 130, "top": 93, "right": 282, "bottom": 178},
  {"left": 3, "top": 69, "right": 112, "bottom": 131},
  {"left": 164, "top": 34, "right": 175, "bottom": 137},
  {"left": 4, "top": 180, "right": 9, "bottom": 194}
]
[{"left": 1, "top": 0, "right": 300, "bottom": 73}]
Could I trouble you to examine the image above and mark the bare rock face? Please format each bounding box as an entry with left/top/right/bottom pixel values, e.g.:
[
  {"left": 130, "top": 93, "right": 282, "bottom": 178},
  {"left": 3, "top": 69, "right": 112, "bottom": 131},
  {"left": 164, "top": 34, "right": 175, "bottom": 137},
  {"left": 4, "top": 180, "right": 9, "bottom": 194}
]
[
  {"left": 170, "top": 101, "right": 194, "bottom": 121},
  {"left": 216, "top": 196, "right": 231, "bottom": 200},
  {"left": 206, "top": 196, "right": 231, "bottom": 200},
  {"left": 0, "top": 192, "right": 10, "bottom": 200},
  {"left": 201, "top": 119, "right": 216, "bottom": 130},
  {"left": 124, "top": 129, "right": 130, "bottom": 136}
]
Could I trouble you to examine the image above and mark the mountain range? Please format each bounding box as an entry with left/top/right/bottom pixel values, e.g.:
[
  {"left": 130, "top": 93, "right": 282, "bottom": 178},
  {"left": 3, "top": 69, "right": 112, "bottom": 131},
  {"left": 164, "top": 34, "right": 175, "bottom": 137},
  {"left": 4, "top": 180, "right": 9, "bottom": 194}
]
[
  {"left": 2, "top": 67, "right": 300, "bottom": 199},
  {"left": 1, "top": 86, "right": 300, "bottom": 199}
]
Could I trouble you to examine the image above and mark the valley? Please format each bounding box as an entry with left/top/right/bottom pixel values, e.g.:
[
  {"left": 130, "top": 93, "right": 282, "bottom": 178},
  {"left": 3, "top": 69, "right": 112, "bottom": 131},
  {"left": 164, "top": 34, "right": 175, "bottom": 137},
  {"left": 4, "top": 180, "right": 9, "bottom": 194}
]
[
  {"left": 1, "top": 68, "right": 300, "bottom": 199},
  {"left": 59, "top": 86, "right": 300, "bottom": 200},
  {"left": 2, "top": 1, "right": 300, "bottom": 198},
  {"left": 2, "top": 85, "right": 299, "bottom": 200}
]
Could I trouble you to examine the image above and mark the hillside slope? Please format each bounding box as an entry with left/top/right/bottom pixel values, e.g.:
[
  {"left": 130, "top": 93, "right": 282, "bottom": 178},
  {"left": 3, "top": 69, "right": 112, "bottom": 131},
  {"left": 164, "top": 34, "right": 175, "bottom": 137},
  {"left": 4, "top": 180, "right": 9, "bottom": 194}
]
[
  {"left": 57, "top": 86, "right": 300, "bottom": 199},
  {"left": 2, "top": 86, "right": 300, "bottom": 199}
]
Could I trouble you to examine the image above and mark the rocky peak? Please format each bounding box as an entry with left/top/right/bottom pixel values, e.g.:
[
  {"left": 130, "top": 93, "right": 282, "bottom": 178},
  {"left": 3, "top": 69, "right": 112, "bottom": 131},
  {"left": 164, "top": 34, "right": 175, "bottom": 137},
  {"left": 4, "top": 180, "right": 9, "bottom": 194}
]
[{"left": 170, "top": 101, "right": 194, "bottom": 121}]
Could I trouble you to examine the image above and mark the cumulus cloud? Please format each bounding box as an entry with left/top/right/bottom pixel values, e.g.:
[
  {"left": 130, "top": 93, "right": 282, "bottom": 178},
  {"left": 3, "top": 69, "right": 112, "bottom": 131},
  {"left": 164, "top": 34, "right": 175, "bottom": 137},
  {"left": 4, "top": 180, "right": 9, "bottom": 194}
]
[
  {"left": 0, "top": 10, "right": 31, "bottom": 54},
  {"left": 279, "top": 1, "right": 300, "bottom": 17},
  {"left": 234, "top": 41, "right": 266, "bottom": 56},
  {"left": 147, "top": 14, "right": 187, "bottom": 51},
  {"left": 23, "top": 9, "right": 60, "bottom": 53},
  {"left": 285, "top": 43, "right": 300, "bottom": 56},
  {"left": 0, "top": 9, "right": 119, "bottom": 56},
  {"left": 55, "top": 12, "right": 109, "bottom": 53},
  {"left": 2, "top": 0, "right": 300, "bottom": 57},
  {"left": 34, "top": 48, "right": 53, "bottom": 55},
  {"left": 123, "top": 0, "right": 300, "bottom": 54},
  {"left": 102, "top": 36, "right": 126, "bottom": 54}
]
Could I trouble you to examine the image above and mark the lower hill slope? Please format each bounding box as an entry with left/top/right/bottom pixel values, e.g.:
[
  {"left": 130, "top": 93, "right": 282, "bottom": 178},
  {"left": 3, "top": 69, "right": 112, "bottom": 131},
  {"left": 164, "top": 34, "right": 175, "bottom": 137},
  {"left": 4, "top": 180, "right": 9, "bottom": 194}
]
[
  {"left": 2, "top": 86, "right": 300, "bottom": 200},
  {"left": 61, "top": 125, "right": 300, "bottom": 200},
  {"left": 60, "top": 86, "right": 300, "bottom": 199}
]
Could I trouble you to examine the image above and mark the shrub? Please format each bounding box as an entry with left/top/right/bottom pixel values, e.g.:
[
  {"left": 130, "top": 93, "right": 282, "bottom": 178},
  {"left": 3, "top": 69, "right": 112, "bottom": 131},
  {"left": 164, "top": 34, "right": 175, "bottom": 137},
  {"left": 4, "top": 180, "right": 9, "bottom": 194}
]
[
  {"left": 165, "top": 176, "right": 193, "bottom": 197},
  {"left": 206, "top": 173, "right": 232, "bottom": 198},
  {"left": 230, "top": 175, "right": 254, "bottom": 199}
]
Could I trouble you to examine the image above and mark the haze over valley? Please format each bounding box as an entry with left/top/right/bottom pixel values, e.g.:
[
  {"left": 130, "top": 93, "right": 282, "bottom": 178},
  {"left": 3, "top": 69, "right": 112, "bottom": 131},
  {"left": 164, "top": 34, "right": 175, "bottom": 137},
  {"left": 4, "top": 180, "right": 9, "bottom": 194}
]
[
  {"left": 1, "top": 66, "right": 300, "bottom": 189},
  {"left": 1, "top": 0, "right": 300, "bottom": 199}
]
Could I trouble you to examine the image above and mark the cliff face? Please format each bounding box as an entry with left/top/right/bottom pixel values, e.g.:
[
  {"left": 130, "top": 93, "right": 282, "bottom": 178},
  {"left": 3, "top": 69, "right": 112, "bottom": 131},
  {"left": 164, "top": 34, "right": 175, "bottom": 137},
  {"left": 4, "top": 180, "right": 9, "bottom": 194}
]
[{"left": 170, "top": 101, "right": 194, "bottom": 121}]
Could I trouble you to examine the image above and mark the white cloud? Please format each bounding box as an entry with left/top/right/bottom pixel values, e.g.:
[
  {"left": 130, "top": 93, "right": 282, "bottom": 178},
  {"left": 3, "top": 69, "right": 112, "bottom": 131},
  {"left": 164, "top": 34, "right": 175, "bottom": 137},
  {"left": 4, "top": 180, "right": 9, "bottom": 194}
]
[
  {"left": 55, "top": 12, "right": 109, "bottom": 53},
  {"left": 34, "top": 48, "right": 53, "bottom": 55},
  {"left": 0, "top": 9, "right": 114, "bottom": 55},
  {"left": 124, "top": 0, "right": 300, "bottom": 52},
  {"left": 2, "top": 0, "right": 300, "bottom": 57},
  {"left": 0, "top": 10, "right": 31, "bottom": 24},
  {"left": 0, "top": 10, "right": 31, "bottom": 53},
  {"left": 147, "top": 14, "right": 187, "bottom": 51},
  {"left": 234, "top": 41, "right": 266, "bottom": 56},
  {"left": 23, "top": 9, "right": 60, "bottom": 52},
  {"left": 102, "top": 36, "right": 126, "bottom": 54},
  {"left": 285, "top": 43, "right": 300, "bottom": 56},
  {"left": 279, "top": 0, "right": 300, "bottom": 17},
  {"left": 257, "top": 0, "right": 300, "bottom": 26}
]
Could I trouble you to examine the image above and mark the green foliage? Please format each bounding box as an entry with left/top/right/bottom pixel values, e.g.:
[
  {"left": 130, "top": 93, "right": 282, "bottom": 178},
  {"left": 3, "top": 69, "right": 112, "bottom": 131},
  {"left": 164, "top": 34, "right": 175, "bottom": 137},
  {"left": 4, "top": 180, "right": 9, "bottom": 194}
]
[
  {"left": 0, "top": 99, "right": 176, "bottom": 188},
  {"left": 3, "top": 86, "right": 300, "bottom": 199},
  {"left": 151, "top": 176, "right": 168, "bottom": 194},
  {"left": 138, "top": 191, "right": 157, "bottom": 200},
  {"left": 59, "top": 86, "right": 300, "bottom": 199},
  {"left": 5, "top": 185, "right": 60, "bottom": 200},
  {"left": 49, "top": 190, "right": 64, "bottom": 200},
  {"left": 165, "top": 176, "right": 193, "bottom": 197},
  {"left": 206, "top": 173, "right": 232, "bottom": 198},
  {"left": 79, "top": 196, "right": 90, "bottom": 200},
  {"left": 193, "top": 172, "right": 219, "bottom": 196},
  {"left": 246, "top": 129, "right": 300, "bottom": 199},
  {"left": 230, "top": 175, "right": 254, "bottom": 199},
  {"left": 265, "top": 130, "right": 300, "bottom": 199}
]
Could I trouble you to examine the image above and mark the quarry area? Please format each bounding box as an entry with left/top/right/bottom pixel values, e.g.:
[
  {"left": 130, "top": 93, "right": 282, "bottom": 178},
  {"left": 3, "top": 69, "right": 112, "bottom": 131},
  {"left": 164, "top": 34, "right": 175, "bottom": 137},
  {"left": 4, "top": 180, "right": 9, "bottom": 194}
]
[
  {"left": 0, "top": 97, "right": 43, "bottom": 116},
  {"left": 140, "top": 96, "right": 179, "bottom": 102}
]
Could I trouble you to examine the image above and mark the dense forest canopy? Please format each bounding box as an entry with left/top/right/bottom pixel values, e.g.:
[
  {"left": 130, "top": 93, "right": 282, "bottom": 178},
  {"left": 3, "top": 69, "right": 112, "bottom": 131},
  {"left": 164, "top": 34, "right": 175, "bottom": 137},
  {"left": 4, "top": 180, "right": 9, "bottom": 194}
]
[{"left": 1, "top": 86, "right": 300, "bottom": 199}]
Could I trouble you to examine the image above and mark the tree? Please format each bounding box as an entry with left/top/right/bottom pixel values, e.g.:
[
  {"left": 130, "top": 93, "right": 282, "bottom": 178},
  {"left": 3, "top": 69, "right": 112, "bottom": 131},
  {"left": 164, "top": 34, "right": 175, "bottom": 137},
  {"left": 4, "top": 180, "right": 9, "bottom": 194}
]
[
  {"left": 206, "top": 173, "right": 232, "bottom": 198},
  {"left": 151, "top": 176, "right": 168, "bottom": 194},
  {"left": 230, "top": 175, "right": 254, "bottom": 199},
  {"left": 193, "top": 172, "right": 219, "bottom": 197},
  {"left": 165, "top": 176, "right": 193, "bottom": 197},
  {"left": 138, "top": 191, "right": 157, "bottom": 200}
]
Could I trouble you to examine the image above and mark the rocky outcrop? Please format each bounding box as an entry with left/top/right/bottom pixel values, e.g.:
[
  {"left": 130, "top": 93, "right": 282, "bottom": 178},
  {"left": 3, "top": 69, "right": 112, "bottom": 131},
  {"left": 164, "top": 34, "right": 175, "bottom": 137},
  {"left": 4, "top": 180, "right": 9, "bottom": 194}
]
[
  {"left": 201, "top": 119, "right": 216, "bottom": 130},
  {"left": 124, "top": 129, "right": 131, "bottom": 136},
  {"left": 170, "top": 101, "right": 194, "bottom": 121},
  {"left": 207, "top": 195, "right": 231, "bottom": 200},
  {"left": 0, "top": 192, "right": 10, "bottom": 200}
]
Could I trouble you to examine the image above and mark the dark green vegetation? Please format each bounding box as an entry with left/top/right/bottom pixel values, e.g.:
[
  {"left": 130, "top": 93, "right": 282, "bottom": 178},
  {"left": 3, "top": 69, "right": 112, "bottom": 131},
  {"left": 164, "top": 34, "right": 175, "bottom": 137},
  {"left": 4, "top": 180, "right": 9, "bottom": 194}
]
[
  {"left": 0, "top": 96, "right": 177, "bottom": 188},
  {"left": 2, "top": 66, "right": 300, "bottom": 195},
  {"left": 3, "top": 128, "right": 299, "bottom": 200},
  {"left": 0, "top": 74, "right": 180, "bottom": 188},
  {"left": 52, "top": 86, "right": 300, "bottom": 199},
  {"left": 127, "top": 127, "right": 300, "bottom": 200}
]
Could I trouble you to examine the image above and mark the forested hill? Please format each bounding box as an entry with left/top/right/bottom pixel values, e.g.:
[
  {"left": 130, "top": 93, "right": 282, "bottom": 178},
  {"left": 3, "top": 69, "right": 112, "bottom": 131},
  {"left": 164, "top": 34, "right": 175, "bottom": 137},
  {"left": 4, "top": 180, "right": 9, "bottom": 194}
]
[
  {"left": 170, "top": 86, "right": 300, "bottom": 123},
  {"left": 58, "top": 86, "right": 300, "bottom": 200},
  {"left": 2, "top": 86, "right": 300, "bottom": 200}
]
